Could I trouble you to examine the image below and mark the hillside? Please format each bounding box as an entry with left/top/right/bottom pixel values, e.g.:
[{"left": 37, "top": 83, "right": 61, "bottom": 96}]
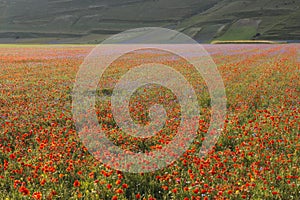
[{"left": 0, "top": 0, "right": 299, "bottom": 43}]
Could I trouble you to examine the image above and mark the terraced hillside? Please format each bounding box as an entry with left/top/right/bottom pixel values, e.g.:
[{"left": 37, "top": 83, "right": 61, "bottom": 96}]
[{"left": 0, "top": 0, "right": 299, "bottom": 43}]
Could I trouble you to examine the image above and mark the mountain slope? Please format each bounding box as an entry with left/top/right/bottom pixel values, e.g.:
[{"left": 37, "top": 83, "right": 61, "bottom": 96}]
[{"left": 0, "top": 0, "right": 299, "bottom": 43}]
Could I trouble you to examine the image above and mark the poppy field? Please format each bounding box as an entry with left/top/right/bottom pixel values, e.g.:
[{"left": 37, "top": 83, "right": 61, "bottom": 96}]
[{"left": 0, "top": 44, "right": 299, "bottom": 199}]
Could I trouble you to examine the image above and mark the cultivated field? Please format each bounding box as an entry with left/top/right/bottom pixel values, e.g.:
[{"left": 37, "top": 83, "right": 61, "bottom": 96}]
[{"left": 0, "top": 44, "right": 299, "bottom": 199}]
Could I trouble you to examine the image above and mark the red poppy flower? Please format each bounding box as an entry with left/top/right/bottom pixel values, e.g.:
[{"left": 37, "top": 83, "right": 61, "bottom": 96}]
[
  {"left": 19, "top": 186, "right": 30, "bottom": 196},
  {"left": 73, "top": 180, "right": 80, "bottom": 187}
]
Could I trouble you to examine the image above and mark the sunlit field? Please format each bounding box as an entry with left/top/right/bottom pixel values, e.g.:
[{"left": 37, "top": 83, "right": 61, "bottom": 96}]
[{"left": 0, "top": 44, "right": 299, "bottom": 199}]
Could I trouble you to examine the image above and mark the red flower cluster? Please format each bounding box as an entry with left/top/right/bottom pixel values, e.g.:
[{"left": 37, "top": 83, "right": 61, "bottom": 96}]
[{"left": 0, "top": 44, "right": 299, "bottom": 199}]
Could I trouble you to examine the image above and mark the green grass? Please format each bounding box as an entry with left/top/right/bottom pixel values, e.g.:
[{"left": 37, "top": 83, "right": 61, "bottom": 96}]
[
  {"left": 217, "top": 26, "right": 257, "bottom": 41},
  {"left": 0, "top": 0, "right": 300, "bottom": 43},
  {"left": 0, "top": 44, "right": 96, "bottom": 48},
  {"left": 210, "top": 40, "right": 284, "bottom": 44}
]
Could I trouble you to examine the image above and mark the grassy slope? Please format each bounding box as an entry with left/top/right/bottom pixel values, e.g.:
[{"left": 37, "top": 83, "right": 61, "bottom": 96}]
[
  {"left": 179, "top": 0, "right": 300, "bottom": 42},
  {"left": 0, "top": 0, "right": 299, "bottom": 43}
]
